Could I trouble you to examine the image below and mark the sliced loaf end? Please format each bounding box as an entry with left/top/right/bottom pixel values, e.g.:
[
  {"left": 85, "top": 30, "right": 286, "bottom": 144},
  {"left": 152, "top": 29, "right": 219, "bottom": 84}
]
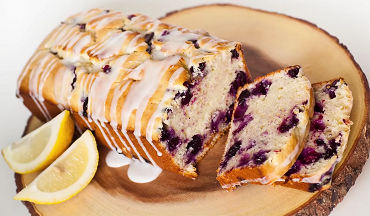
[
  {"left": 217, "top": 65, "right": 314, "bottom": 191},
  {"left": 278, "top": 78, "right": 353, "bottom": 192}
]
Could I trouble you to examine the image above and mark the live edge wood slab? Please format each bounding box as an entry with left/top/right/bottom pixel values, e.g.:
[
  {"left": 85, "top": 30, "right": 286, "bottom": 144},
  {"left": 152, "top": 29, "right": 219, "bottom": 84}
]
[{"left": 15, "top": 4, "right": 370, "bottom": 216}]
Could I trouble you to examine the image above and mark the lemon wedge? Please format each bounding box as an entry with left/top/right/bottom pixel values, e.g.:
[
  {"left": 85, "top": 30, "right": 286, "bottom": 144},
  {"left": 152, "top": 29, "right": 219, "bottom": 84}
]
[
  {"left": 14, "top": 130, "right": 98, "bottom": 204},
  {"left": 2, "top": 110, "right": 75, "bottom": 174}
]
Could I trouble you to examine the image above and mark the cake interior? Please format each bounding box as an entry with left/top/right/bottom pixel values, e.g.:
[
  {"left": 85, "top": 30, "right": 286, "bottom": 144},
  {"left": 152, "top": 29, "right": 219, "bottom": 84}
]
[
  {"left": 159, "top": 49, "right": 248, "bottom": 173},
  {"left": 285, "top": 78, "right": 353, "bottom": 191},
  {"left": 218, "top": 67, "right": 311, "bottom": 178}
]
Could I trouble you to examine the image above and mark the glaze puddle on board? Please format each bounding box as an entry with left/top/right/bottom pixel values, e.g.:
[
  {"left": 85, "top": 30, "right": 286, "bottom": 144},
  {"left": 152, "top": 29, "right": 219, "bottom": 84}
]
[{"left": 105, "top": 150, "right": 162, "bottom": 183}]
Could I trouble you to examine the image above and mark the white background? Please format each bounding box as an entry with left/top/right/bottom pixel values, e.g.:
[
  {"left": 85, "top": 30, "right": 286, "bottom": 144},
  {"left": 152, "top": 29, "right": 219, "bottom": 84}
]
[{"left": 0, "top": 0, "right": 369, "bottom": 215}]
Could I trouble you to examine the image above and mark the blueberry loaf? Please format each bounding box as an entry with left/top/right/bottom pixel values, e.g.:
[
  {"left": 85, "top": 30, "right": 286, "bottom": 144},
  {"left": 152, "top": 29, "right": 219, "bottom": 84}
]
[
  {"left": 277, "top": 78, "right": 353, "bottom": 192},
  {"left": 16, "top": 9, "right": 250, "bottom": 178},
  {"left": 216, "top": 66, "right": 314, "bottom": 191}
]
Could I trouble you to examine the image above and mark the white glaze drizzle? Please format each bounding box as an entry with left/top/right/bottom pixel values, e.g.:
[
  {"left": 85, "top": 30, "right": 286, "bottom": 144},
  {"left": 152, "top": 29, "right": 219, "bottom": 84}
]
[
  {"left": 110, "top": 81, "right": 131, "bottom": 128},
  {"left": 72, "top": 35, "right": 91, "bottom": 57},
  {"left": 145, "top": 67, "right": 185, "bottom": 155},
  {"left": 80, "top": 115, "right": 93, "bottom": 130},
  {"left": 105, "top": 150, "right": 131, "bottom": 167},
  {"left": 28, "top": 54, "right": 56, "bottom": 121},
  {"left": 94, "top": 16, "right": 116, "bottom": 30},
  {"left": 121, "top": 130, "right": 145, "bottom": 163},
  {"left": 134, "top": 137, "right": 157, "bottom": 166},
  {"left": 119, "top": 56, "right": 181, "bottom": 165},
  {"left": 39, "top": 25, "right": 68, "bottom": 50},
  {"left": 60, "top": 31, "right": 80, "bottom": 51},
  {"left": 90, "top": 55, "right": 129, "bottom": 122},
  {"left": 160, "top": 30, "right": 198, "bottom": 54},
  {"left": 17, "top": 52, "right": 45, "bottom": 97},
  {"left": 105, "top": 150, "right": 162, "bottom": 183},
  {"left": 86, "top": 31, "right": 131, "bottom": 60},
  {"left": 112, "top": 128, "right": 131, "bottom": 151},
  {"left": 126, "top": 34, "right": 146, "bottom": 53},
  {"left": 75, "top": 122, "right": 83, "bottom": 135},
  {"left": 92, "top": 118, "right": 115, "bottom": 150},
  {"left": 51, "top": 26, "right": 77, "bottom": 52},
  {"left": 56, "top": 66, "right": 73, "bottom": 108},
  {"left": 128, "top": 159, "right": 162, "bottom": 183},
  {"left": 101, "top": 122, "right": 120, "bottom": 150},
  {"left": 35, "top": 60, "right": 57, "bottom": 120},
  {"left": 66, "top": 9, "right": 104, "bottom": 25},
  {"left": 31, "top": 97, "right": 50, "bottom": 121},
  {"left": 37, "top": 58, "right": 58, "bottom": 102},
  {"left": 89, "top": 12, "right": 123, "bottom": 31},
  {"left": 57, "top": 104, "right": 65, "bottom": 111},
  {"left": 65, "top": 34, "right": 92, "bottom": 62}
]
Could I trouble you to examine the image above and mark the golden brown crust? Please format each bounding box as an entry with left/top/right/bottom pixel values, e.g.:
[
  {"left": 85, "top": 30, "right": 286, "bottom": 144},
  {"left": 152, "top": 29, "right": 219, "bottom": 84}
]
[{"left": 235, "top": 43, "right": 251, "bottom": 82}]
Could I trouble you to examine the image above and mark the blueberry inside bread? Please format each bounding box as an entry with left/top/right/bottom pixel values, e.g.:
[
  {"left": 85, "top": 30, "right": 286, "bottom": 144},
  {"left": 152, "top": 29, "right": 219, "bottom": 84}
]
[
  {"left": 217, "top": 66, "right": 314, "bottom": 191},
  {"left": 278, "top": 78, "right": 353, "bottom": 192},
  {"left": 16, "top": 9, "right": 250, "bottom": 178}
]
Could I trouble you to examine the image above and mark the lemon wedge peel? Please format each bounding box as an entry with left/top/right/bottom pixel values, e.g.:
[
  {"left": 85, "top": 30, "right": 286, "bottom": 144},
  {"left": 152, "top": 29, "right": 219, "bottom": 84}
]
[
  {"left": 2, "top": 110, "right": 75, "bottom": 174},
  {"left": 13, "top": 130, "right": 98, "bottom": 204}
]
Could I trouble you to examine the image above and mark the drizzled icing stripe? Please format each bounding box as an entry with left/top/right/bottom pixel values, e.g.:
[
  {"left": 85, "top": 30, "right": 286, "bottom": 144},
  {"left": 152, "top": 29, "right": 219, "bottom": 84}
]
[
  {"left": 28, "top": 54, "right": 55, "bottom": 121},
  {"left": 51, "top": 26, "right": 77, "bottom": 52},
  {"left": 75, "top": 122, "right": 83, "bottom": 135},
  {"left": 90, "top": 55, "right": 129, "bottom": 122},
  {"left": 37, "top": 98, "right": 51, "bottom": 121},
  {"left": 112, "top": 128, "right": 131, "bottom": 152},
  {"left": 110, "top": 81, "right": 131, "bottom": 128},
  {"left": 146, "top": 67, "right": 185, "bottom": 152},
  {"left": 92, "top": 118, "right": 115, "bottom": 150},
  {"left": 35, "top": 58, "right": 58, "bottom": 121},
  {"left": 60, "top": 30, "right": 80, "bottom": 50},
  {"left": 54, "top": 67, "right": 68, "bottom": 108},
  {"left": 64, "top": 34, "right": 92, "bottom": 62},
  {"left": 134, "top": 137, "right": 158, "bottom": 166},
  {"left": 71, "top": 35, "right": 92, "bottom": 59},
  {"left": 120, "top": 56, "right": 182, "bottom": 166},
  {"left": 126, "top": 34, "right": 146, "bottom": 53},
  {"left": 108, "top": 52, "right": 146, "bottom": 156},
  {"left": 90, "top": 12, "right": 123, "bottom": 30},
  {"left": 101, "top": 122, "right": 120, "bottom": 150},
  {"left": 109, "top": 52, "right": 147, "bottom": 127},
  {"left": 80, "top": 115, "right": 93, "bottom": 130},
  {"left": 86, "top": 31, "right": 130, "bottom": 60},
  {"left": 30, "top": 96, "right": 50, "bottom": 121},
  {"left": 57, "top": 104, "right": 65, "bottom": 111},
  {"left": 66, "top": 9, "right": 104, "bottom": 25},
  {"left": 17, "top": 52, "right": 44, "bottom": 97},
  {"left": 37, "top": 58, "right": 58, "bottom": 102},
  {"left": 121, "top": 130, "right": 145, "bottom": 163}
]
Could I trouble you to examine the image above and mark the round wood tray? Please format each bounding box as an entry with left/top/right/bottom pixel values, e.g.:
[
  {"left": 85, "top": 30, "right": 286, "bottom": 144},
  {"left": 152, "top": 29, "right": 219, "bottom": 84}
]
[{"left": 15, "top": 4, "right": 370, "bottom": 216}]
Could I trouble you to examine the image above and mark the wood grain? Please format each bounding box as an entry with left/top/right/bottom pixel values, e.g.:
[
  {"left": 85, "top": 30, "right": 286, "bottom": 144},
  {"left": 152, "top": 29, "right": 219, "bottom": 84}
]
[{"left": 14, "top": 4, "right": 370, "bottom": 216}]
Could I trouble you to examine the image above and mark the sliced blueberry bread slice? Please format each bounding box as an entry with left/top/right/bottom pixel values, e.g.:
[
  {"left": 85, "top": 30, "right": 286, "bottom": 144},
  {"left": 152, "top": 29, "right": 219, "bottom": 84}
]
[
  {"left": 277, "top": 78, "right": 353, "bottom": 192},
  {"left": 216, "top": 65, "right": 314, "bottom": 191}
]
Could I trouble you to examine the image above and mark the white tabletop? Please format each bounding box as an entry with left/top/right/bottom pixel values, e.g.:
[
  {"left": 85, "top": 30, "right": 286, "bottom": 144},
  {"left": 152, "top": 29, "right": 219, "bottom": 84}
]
[{"left": 0, "top": 0, "right": 369, "bottom": 215}]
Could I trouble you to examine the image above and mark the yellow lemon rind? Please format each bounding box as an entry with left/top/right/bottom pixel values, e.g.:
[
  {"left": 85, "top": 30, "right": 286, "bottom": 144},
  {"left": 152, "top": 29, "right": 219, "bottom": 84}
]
[{"left": 13, "top": 130, "right": 98, "bottom": 204}]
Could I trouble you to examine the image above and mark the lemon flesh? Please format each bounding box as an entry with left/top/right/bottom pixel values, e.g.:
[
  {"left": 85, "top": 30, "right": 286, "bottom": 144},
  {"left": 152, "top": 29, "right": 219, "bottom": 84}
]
[
  {"left": 14, "top": 130, "right": 98, "bottom": 204},
  {"left": 2, "top": 110, "right": 75, "bottom": 174}
]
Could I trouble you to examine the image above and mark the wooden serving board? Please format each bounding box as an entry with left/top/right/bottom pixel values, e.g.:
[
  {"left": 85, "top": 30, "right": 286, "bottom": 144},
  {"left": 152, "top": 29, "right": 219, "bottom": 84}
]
[{"left": 15, "top": 4, "right": 370, "bottom": 216}]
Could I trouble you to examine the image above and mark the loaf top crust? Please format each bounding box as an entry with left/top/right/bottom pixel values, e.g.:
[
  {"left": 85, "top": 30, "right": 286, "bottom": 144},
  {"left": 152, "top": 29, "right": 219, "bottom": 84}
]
[{"left": 17, "top": 8, "right": 244, "bottom": 149}]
